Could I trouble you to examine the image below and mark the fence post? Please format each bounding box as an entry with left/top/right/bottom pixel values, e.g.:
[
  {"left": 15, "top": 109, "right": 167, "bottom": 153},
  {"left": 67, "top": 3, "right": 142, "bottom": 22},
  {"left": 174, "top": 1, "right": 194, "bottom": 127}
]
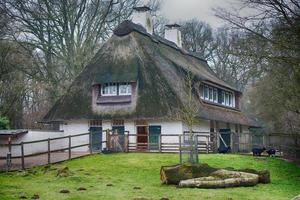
[
  {"left": 147, "top": 134, "right": 150, "bottom": 151},
  {"left": 106, "top": 129, "right": 109, "bottom": 150},
  {"left": 206, "top": 136, "right": 209, "bottom": 154},
  {"left": 21, "top": 142, "right": 25, "bottom": 170},
  {"left": 47, "top": 138, "right": 51, "bottom": 164},
  {"left": 159, "top": 134, "right": 162, "bottom": 153},
  {"left": 195, "top": 135, "right": 199, "bottom": 163},
  {"left": 89, "top": 132, "right": 93, "bottom": 154},
  {"left": 179, "top": 136, "right": 182, "bottom": 164},
  {"left": 124, "top": 132, "right": 129, "bottom": 152},
  {"left": 68, "top": 135, "right": 71, "bottom": 160}
]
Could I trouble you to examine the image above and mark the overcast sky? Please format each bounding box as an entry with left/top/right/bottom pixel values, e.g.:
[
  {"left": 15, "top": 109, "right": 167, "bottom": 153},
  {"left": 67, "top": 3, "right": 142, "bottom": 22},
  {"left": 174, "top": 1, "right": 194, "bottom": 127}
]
[{"left": 159, "top": 0, "right": 244, "bottom": 28}]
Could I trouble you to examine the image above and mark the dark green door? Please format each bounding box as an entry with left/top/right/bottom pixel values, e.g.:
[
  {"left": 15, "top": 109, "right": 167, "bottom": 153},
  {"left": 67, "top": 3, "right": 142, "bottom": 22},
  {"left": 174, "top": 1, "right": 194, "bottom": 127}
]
[
  {"left": 149, "top": 125, "right": 161, "bottom": 150},
  {"left": 219, "top": 129, "right": 231, "bottom": 149},
  {"left": 89, "top": 127, "right": 102, "bottom": 151}
]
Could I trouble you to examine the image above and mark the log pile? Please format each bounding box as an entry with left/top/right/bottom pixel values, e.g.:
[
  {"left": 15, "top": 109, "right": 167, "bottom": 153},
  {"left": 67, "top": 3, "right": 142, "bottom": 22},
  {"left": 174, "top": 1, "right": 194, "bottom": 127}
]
[{"left": 160, "top": 163, "right": 270, "bottom": 188}]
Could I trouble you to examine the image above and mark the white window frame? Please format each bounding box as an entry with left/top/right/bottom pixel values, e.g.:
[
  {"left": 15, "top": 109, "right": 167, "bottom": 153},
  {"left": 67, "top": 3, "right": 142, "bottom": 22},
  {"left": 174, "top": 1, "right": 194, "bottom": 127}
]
[
  {"left": 213, "top": 88, "right": 218, "bottom": 103},
  {"left": 119, "top": 83, "right": 132, "bottom": 96},
  {"left": 221, "top": 91, "right": 225, "bottom": 105},
  {"left": 101, "top": 83, "right": 117, "bottom": 96},
  {"left": 201, "top": 83, "right": 236, "bottom": 108},
  {"left": 209, "top": 87, "right": 213, "bottom": 101},
  {"left": 204, "top": 85, "right": 209, "bottom": 100}
]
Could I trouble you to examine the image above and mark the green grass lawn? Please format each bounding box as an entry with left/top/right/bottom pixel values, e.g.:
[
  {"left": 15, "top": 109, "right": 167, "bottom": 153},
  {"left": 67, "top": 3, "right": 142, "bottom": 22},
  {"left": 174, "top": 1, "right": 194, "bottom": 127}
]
[{"left": 0, "top": 153, "right": 299, "bottom": 200}]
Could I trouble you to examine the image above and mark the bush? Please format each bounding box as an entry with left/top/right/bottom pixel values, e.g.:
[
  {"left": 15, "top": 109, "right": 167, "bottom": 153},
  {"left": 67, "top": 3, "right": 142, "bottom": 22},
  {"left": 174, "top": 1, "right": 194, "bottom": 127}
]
[{"left": 0, "top": 116, "right": 10, "bottom": 129}]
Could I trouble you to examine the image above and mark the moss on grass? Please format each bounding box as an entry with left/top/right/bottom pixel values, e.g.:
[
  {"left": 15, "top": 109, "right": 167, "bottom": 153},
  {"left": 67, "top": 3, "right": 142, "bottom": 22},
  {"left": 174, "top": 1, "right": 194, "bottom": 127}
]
[{"left": 0, "top": 153, "right": 299, "bottom": 200}]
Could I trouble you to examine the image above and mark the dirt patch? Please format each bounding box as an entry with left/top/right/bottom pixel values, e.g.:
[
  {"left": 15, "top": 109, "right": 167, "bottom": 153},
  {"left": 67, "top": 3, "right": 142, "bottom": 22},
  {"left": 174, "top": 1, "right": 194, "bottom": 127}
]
[
  {"left": 57, "top": 167, "right": 72, "bottom": 177},
  {"left": 31, "top": 194, "right": 39, "bottom": 199},
  {"left": 59, "top": 189, "right": 70, "bottom": 194},
  {"left": 77, "top": 187, "right": 87, "bottom": 191}
]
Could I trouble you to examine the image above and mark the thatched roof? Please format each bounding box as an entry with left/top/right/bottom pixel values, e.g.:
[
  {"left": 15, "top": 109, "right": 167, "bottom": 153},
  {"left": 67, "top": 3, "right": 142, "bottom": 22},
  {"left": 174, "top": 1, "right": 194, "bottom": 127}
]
[{"left": 43, "top": 20, "right": 259, "bottom": 127}]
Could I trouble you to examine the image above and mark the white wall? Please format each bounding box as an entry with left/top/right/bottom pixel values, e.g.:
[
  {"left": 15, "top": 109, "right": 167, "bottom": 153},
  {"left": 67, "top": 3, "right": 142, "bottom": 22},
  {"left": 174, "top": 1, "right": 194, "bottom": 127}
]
[
  {"left": 0, "top": 130, "right": 65, "bottom": 157},
  {"left": 148, "top": 120, "right": 183, "bottom": 144},
  {"left": 63, "top": 120, "right": 89, "bottom": 151},
  {"left": 183, "top": 119, "right": 210, "bottom": 142}
]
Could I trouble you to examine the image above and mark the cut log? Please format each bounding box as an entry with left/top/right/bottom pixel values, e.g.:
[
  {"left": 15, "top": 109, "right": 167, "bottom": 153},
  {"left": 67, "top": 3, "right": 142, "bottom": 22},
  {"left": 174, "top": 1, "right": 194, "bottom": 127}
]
[
  {"left": 160, "top": 163, "right": 217, "bottom": 184},
  {"left": 237, "top": 169, "right": 270, "bottom": 183},
  {"left": 178, "top": 169, "right": 259, "bottom": 188}
]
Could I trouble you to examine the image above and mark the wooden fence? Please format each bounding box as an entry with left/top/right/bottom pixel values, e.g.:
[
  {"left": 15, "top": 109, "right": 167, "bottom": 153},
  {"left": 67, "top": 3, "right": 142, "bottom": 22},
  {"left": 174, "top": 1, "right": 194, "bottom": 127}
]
[
  {"left": 0, "top": 132, "right": 106, "bottom": 170},
  {"left": 2, "top": 130, "right": 298, "bottom": 171}
]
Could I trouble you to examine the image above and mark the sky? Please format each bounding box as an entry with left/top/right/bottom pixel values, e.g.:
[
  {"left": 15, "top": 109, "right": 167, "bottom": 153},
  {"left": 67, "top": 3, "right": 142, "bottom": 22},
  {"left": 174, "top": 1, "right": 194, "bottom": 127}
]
[{"left": 159, "top": 0, "right": 244, "bottom": 28}]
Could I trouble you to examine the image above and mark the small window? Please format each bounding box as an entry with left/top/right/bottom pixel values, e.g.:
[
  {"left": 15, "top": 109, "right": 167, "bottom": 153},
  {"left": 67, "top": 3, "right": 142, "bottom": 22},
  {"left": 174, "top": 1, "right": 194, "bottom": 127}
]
[
  {"left": 101, "top": 83, "right": 117, "bottom": 96},
  {"left": 221, "top": 91, "right": 225, "bottom": 105},
  {"left": 225, "top": 92, "right": 229, "bottom": 106},
  {"left": 213, "top": 88, "right": 218, "bottom": 103},
  {"left": 204, "top": 85, "right": 209, "bottom": 100},
  {"left": 209, "top": 87, "right": 213, "bottom": 101},
  {"left": 119, "top": 83, "right": 132, "bottom": 96},
  {"left": 89, "top": 120, "right": 102, "bottom": 127},
  {"left": 229, "top": 93, "right": 232, "bottom": 107}
]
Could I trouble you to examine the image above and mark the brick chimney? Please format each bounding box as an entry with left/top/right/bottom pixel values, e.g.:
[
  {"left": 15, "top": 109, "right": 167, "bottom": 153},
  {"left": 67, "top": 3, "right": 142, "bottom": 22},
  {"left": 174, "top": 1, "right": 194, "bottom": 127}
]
[
  {"left": 132, "top": 6, "right": 153, "bottom": 34},
  {"left": 164, "top": 24, "right": 182, "bottom": 48}
]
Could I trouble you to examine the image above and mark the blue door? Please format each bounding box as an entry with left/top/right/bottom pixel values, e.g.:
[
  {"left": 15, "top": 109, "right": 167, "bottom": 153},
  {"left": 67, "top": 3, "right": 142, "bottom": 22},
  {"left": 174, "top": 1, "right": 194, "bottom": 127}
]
[
  {"left": 219, "top": 129, "right": 231, "bottom": 149},
  {"left": 89, "top": 127, "right": 102, "bottom": 151},
  {"left": 149, "top": 125, "right": 161, "bottom": 150}
]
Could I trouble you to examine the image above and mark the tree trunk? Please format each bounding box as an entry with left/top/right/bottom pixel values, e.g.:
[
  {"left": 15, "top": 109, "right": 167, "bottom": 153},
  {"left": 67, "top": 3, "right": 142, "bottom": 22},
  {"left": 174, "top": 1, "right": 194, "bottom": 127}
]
[
  {"left": 160, "top": 163, "right": 271, "bottom": 187},
  {"left": 179, "top": 169, "right": 259, "bottom": 188}
]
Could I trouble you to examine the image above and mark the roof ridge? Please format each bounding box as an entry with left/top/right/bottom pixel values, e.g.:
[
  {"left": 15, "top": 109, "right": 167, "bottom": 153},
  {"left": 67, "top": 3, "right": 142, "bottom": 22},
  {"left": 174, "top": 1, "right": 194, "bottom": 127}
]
[{"left": 113, "top": 20, "right": 239, "bottom": 92}]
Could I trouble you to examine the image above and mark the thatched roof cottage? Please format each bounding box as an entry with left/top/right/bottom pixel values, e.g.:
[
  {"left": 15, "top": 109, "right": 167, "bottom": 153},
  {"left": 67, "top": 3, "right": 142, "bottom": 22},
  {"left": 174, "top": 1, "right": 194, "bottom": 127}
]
[{"left": 43, "top": 6, "right": 259, "bottom": 151}]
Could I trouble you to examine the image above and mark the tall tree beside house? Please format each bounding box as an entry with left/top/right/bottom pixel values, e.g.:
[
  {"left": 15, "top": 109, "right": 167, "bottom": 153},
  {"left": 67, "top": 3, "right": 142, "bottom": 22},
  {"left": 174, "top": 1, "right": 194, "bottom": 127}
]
[
  {"left": 215, "top": 0, "right": 300, "bottom": 133},
  {"left": 180, "top": 19, "right": 215, "bottom": 61},
  {"left": 174, "top": 68, "right": 200, "bottom": 164}
]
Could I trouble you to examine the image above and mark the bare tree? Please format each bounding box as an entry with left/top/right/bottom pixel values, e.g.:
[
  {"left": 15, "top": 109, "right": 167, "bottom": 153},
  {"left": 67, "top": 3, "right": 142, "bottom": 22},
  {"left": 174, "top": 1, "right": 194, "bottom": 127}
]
[
  {"left": 214, "top": 0, "right": 300, "bottom": 133},
  {"left": 180, "top": 19, "right": 215, "bottom": 60},
  {"left": 1, "top": 0, "right": 141, "bottom": 100}
]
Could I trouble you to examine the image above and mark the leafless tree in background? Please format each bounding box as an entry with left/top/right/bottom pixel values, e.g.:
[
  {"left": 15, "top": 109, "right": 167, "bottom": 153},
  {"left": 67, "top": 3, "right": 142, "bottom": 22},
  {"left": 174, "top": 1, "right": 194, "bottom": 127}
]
[
  {"left": 0, "top": 0, "right": 163, "bottom": 128},
  {"left": 180, "top": 19, "right": 214, "bottom": 61},
  {"left": 215, "top": 0, "right": 300, "bottom": 133}
]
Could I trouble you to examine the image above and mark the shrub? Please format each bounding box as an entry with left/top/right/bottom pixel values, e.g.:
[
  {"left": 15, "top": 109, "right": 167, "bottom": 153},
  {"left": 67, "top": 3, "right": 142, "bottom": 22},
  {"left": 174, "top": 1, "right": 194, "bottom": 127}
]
[{"left": 0, "top": 116, "right": 10, "bottom": 129}]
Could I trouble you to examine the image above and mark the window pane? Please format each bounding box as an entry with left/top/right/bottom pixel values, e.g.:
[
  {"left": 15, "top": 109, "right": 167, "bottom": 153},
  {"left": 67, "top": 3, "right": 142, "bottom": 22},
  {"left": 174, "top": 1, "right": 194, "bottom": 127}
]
[
  {"left": 225, "top": 93, "right": 229, "bottom": 105},
  {"left": 229, "top": 93, "right": 232, "bottom": 106},
  {"left": 213, "top": 89, "right": 217, "bottom": 102},
  {"left": 119, "top": 83, "right": 132, "bottom": 95},
  {"left": 209, "top": 88, "right": 213, "bottom": 100},
  {"left": 204, "top": 86, "right": 208, "bottom": 99},
  {"left": 222, "top": 91, "right": 225, "bottom": 104},
  {"left": 102, "top": 83, "right": 117, "bottom": 96}
]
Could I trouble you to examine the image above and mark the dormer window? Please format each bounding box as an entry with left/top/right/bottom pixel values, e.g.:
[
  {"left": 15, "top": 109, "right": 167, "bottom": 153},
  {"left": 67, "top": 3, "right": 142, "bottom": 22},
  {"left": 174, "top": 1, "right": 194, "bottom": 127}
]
[
  {"left": 100, "top": 82, "right": 132, "bottom": 97},
  {"left": 201, "top": 84, "right": 235, "bottom": 108}
]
